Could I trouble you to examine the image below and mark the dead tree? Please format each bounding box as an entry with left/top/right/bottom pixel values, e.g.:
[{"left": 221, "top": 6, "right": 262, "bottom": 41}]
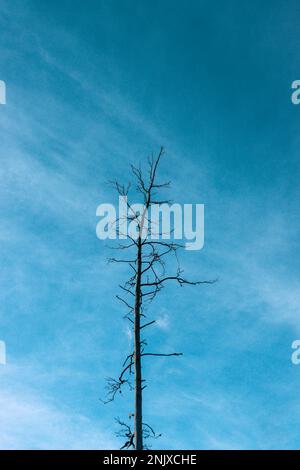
[{"left": 103, "top": 147, "right": 215, "bottom": 450}]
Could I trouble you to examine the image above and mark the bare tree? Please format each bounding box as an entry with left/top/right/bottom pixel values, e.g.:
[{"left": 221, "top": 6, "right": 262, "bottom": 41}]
[{"left": 103, "top": 147, "right": 215, "bottom": 450}]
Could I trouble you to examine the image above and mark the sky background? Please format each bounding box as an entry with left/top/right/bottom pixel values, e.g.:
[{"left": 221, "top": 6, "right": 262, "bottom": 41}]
[{"left": 1, "top": 0, "right": 300, "bottom": 449}]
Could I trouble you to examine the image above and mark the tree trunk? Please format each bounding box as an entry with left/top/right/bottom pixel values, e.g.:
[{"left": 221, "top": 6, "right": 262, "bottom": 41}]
[{"left": 134, "top": 236, "right": 143, "bottom": 450}]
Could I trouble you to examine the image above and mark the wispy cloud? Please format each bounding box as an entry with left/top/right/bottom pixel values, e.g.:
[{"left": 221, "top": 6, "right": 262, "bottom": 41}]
[{"left": 0, "top": 363, "right": 117, "bottom": 450}]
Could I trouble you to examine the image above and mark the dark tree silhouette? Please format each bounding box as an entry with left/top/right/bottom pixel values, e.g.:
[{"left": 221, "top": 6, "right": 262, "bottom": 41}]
[{"left": 103, "top": 147, "right": 215, "bottom": 449}]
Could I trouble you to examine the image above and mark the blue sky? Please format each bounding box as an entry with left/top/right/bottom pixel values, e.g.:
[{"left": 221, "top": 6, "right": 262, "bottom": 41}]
[{"left": 1, "top": 0, "right": 300, "bottom": 449}]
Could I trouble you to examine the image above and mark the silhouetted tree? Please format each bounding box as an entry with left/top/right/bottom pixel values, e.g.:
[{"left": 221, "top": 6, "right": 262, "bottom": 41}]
[{"left": 103, "top": 147, "right": 215, "bottom": 450}]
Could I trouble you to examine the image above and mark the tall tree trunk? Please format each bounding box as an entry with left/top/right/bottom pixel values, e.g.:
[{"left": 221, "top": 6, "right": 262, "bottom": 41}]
[{"left": 134, "top": 236, "right": 143, "bottom": 450}]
